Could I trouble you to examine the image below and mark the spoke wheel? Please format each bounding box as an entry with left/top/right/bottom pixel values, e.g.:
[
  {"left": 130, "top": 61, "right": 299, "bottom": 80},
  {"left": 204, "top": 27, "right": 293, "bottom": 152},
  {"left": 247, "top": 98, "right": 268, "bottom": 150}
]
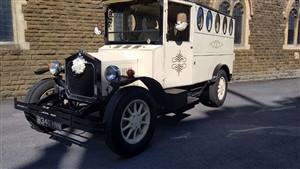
[
  {"left": 104, "top": 86, "right": 156, "bottom": 157},
  {"left": 121, "top": 99, "right": 151, "bottom": 144},
  {"left": 217, "top": 77, "right": 226, "bottom": 100},
  {"left": 200, "top": 69, "right": 228, "bottom": 107}
]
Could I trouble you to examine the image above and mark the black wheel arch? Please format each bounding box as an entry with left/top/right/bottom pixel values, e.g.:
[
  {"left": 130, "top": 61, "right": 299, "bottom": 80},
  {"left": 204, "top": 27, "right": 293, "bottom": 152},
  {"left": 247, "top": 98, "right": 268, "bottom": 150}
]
[
  {"left": 213, "top": 64, "right": 231, "bottom": 81},
  {"left": 25, "top": 78, "right": 56, "bottom": 103},
  {"left": 112, "top": 77, "right": 166, "bottom": 106}
]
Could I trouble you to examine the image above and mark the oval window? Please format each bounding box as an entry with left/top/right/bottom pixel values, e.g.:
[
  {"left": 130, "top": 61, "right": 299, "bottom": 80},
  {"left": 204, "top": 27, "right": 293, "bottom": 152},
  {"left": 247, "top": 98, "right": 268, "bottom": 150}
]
[
  {"left": 215, "top": 14, "right": 220, "bottom": 33},
  {"left": 206, "top": 10, "right": 213, "bottom": 32},
  {"left": 128, "top": 14, "right": 136, "bottom": 31},
  {"left": 229, "top": 18, "right": 234, "bottom": 35},
  {"left": 223, "top": 16, "right": 228, "bottom": 34},
  {"left": 197, "top": 7, "right": 204, "bottom": 30}
]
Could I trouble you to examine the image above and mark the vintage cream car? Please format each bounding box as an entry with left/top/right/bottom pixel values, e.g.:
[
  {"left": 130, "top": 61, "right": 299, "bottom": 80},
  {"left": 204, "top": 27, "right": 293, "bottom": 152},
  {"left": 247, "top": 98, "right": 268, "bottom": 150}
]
[{"left": 15, "top": 0, "right": 235, "bottom": 157}]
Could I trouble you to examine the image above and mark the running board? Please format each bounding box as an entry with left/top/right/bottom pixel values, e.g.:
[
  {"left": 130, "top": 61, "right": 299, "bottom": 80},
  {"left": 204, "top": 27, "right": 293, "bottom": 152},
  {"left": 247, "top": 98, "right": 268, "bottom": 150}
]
[{"left": 174, "top": 96, "right": 200, "bottom": 114}]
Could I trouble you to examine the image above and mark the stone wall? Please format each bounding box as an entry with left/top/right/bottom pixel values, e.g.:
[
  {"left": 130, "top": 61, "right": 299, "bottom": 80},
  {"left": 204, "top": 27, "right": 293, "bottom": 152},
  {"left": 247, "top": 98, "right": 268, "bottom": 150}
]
[
  {"left": 200, "top": 0, "right": 300, "bottom": 81},
  {"left": 233, "top": 0, "right": 300, "bottom": 81},
  {"left": 1, "top": 0, "right": 300, "bottom": 99},
  {"left": 0, "top": 0, "right": 104, "bottom": 99}
]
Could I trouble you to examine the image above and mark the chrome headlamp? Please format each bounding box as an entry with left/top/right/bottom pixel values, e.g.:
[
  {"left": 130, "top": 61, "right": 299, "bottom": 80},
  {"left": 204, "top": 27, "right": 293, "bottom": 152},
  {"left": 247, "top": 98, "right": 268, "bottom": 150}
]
[
  {"left": 49, "top": 61, "right": 63, "bottom": 75},
  {"left": 105, "top": 65, "right": 121, "bottom": 83}
]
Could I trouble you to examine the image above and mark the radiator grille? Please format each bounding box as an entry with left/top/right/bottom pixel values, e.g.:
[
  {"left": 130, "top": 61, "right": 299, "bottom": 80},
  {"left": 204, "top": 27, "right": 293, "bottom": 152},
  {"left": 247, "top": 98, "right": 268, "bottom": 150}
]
[
  {"left": 65, "top": 52, "right": 101, "bottom": 102},
  {"left": 66, "top": 62, "right": 95, "bottom": 97}
]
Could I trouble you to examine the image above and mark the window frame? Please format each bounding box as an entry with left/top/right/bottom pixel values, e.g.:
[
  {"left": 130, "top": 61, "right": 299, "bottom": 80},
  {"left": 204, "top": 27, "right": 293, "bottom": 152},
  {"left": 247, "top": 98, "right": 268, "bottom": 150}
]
[
  {"left": 206, "top": 10, "right": 213, "bottom": 32},
  {"left": 215, "top": 13, "right": 221, "bottom": 33},
  {"left": 283, "top": 1, "right": 300, "bottom": 49},
  {"left": 0, "top": 0, "right": 29, "bottom": 49},
  {"left": 197, "top": 7, "right": 204, "bottom": 31},
  {"left": 0, "top": 0, "right": 14, "bottom": 43},
  {"left": 222, "top": 16, "right": 227, "bottom": 34},
  {"left": 214, "top": 0, "right": 251, "bottom": 50},
  {"left": 166, "top": 1, "right": 191, "bottom": 42}
]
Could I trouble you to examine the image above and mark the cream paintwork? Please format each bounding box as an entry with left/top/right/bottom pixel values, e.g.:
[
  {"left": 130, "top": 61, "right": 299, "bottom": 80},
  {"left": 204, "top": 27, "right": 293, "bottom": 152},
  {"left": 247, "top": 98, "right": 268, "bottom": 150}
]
[
  {"left": 89, "top": 45, "right": 165, "bottom": 95},
  {"left": 89, "top": 0, "right": 235, "bottom": 91}
]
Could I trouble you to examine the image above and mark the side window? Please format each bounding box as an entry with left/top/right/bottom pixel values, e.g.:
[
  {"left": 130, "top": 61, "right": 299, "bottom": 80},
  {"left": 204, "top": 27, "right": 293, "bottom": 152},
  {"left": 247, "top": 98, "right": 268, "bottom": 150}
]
[
  {"left": 223, "top": 16, "right": 228, "bottom": 34},
  {"left": 206, "top": 10, "right": 213, "bottom": 32},
  {"left": 197, "top": 7, "right": 204, "bottom": 31},
  {"left": 215, "top": 14, "right": 220, "bottom": 33},
  {"left": 167, "top": 2, "right": 191, "bottom": 42},
  {"left": 229, "top": 18, "right": 234, "bottom": 35}
]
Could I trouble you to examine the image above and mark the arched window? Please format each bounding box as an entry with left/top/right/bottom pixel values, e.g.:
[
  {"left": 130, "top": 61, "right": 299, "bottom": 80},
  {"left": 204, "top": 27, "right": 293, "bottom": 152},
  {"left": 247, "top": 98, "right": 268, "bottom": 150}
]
[
  {"left": 233, "top": 3, "right": 244, "bottom": 44},
  {"left": 219, "top": 1, "right": 230, "bottom": 15},
  {"left": 284, "top": 1, "right": 300, "bottom": 48},
  {"left": 288, "top": 9, "right": 297, "bottom": 45},
  {"left": 215, "top": 0, "right": 252, "bottom": 49}
]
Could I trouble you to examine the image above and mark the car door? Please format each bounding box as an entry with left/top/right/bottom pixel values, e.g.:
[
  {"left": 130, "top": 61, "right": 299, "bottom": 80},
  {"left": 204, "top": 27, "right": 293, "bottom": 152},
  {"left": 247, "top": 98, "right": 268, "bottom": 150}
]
[{"left": 164, "top": 1, "right": 194, "bottom": 88}]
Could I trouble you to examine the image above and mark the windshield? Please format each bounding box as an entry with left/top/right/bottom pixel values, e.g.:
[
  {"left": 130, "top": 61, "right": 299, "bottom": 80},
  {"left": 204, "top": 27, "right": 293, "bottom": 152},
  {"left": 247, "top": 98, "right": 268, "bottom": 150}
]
[{"left": 105, "top": 1, "right": 162, "bottom": 44}]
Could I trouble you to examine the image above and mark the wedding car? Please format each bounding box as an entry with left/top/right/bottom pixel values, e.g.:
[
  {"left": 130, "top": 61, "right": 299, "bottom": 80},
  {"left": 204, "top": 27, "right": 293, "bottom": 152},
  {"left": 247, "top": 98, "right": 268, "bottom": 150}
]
[{"left": 15, "top": 0, "right": 235, "bottom": 157}]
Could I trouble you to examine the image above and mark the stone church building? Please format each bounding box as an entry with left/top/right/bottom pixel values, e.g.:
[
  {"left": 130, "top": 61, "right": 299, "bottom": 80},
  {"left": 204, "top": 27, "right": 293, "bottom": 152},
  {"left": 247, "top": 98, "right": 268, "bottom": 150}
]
[{"left": 0, "top": 0, "right": 299, "bottom": 99}]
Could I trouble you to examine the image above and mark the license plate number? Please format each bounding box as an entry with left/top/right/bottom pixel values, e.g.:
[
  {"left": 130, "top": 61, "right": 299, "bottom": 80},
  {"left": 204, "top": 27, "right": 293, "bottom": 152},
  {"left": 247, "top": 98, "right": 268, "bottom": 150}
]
[{"left": 36, "top": 116, "right": 62, "bottom": 130}]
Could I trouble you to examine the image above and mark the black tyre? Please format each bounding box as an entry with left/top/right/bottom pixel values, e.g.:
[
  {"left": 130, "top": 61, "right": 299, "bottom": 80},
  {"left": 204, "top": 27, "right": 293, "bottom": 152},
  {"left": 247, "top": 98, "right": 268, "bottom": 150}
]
[
  {"left": 201, "top": 70, "right": 228, "bottom": 107},
  {"left": 24, "top": 78, "right": 57, "bottom": 133},
  {"left": 104, "top": 86, "right": 156, "bottom": 157}
]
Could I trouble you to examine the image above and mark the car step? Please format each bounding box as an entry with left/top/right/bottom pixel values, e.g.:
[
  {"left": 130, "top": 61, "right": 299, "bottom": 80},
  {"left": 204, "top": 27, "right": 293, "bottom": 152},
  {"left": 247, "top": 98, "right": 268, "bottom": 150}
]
[{"left": 164, "top": 88, "right": 188, "bottom": 110}]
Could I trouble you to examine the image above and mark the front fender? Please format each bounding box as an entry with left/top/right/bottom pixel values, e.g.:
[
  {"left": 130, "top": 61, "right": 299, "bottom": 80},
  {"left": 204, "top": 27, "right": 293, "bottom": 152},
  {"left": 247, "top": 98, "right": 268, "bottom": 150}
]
[{"left": 111, "top": 76, "right": 166, "bottom": 108}]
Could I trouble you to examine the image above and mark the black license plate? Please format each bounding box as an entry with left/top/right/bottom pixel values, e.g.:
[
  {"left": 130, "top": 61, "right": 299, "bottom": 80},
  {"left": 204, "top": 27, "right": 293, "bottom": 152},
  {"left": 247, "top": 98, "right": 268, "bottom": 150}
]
[{"left": 36, "top": 116, "right": 62, "bottom": 130}]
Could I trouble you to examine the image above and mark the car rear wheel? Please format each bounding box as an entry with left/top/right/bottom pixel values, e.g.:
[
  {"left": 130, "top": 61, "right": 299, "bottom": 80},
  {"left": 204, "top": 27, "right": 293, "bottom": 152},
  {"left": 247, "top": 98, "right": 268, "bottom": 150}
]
[
  {"left": 201, "top": 70, "right": 228, "bottom": 107},
  {"left": 24, "top": 78, "right": 57, "bottom": 133},
  {"left": 105, "top": 87, "right": 156, "bottom": 157}
]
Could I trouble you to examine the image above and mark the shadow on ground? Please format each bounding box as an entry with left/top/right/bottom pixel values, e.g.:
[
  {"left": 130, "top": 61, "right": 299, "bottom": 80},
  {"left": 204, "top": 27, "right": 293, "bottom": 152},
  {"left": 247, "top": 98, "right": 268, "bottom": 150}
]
[{"left": 16, "top": 90, "right": 300, "bottom": 169}]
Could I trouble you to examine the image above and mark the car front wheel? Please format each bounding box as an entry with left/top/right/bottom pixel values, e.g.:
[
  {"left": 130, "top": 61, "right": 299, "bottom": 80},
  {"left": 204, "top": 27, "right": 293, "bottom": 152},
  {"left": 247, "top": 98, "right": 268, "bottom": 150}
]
[
  {"left": 24, "top": 78, "right": 57, "bottom": 133},
  {"left": 104, "top": 87, "right": 156, "bottom": 157}
]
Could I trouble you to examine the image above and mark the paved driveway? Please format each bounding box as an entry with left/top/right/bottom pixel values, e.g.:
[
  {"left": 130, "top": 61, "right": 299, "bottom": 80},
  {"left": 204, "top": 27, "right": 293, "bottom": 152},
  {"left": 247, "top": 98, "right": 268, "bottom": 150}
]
[{"left": 1, "top": 79, "right": 300, "bottom": 169}]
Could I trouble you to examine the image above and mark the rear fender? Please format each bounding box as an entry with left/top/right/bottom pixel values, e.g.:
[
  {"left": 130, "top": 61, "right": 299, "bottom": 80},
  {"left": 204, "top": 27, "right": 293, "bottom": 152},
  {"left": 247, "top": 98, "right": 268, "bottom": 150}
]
[{"left": 213, "top": 64, "right": 231, "bottom": 81}]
